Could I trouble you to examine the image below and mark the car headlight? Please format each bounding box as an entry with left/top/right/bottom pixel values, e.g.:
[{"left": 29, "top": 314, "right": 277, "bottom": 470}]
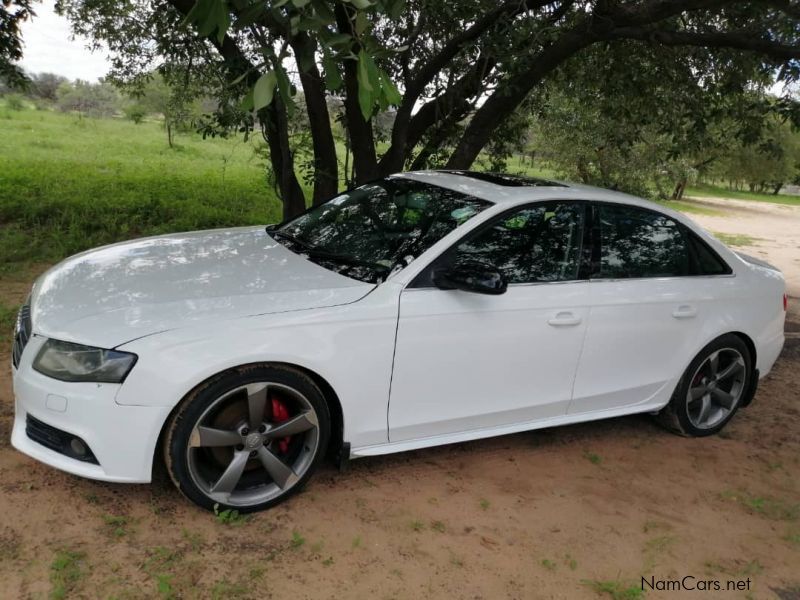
[{"left": 33, "top": 339, "right": 137, "bottom": 383}]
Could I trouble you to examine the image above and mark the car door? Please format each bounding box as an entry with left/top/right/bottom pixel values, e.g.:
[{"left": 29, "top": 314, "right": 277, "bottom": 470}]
[
  {"left": 388, "top": 201, "right": 592, "bottom": 442},
  {"left": 568, "top": 202, "right": 725, "bottom": 415}
]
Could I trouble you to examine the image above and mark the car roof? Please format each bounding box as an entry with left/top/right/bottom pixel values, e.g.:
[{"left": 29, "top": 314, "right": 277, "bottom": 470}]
[{"left": 395, "top": 170, "right": 674, "bottom": 215}]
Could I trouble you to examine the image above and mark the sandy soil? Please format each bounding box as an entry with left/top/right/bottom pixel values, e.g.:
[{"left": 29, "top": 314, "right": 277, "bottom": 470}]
[
  {"left": 1, "top": 200, "right": 798, "bottom": 599},
  {"left": 686, "top": 196, "right": 800, "bottom": 296}
]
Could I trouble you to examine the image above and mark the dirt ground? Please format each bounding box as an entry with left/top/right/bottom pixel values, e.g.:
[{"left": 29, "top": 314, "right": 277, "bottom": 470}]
[{"left": 1, "top": 198, "right": 798, "bottom": 600}]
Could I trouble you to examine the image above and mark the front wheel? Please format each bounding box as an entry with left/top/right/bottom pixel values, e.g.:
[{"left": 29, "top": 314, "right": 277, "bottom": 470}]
[
  {"left": 658, "top": 334, "right": 752, "bottom": 437},
  {"left": 164, "top": 365, "right": 330, "bottom": 512}
]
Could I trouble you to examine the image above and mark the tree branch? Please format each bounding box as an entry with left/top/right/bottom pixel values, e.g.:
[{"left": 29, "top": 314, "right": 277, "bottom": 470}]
[{"left": 609, "top": 27, "right": 800, "bottom": 59}]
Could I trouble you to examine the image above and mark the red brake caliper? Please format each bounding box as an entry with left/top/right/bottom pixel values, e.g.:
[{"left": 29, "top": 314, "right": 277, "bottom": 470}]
[{"left": 271, "top": 396, "right": 292, "bottom": 454}]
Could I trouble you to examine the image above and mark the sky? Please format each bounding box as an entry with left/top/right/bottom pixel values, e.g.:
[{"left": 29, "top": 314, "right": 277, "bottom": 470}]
[{"left": 18, "top": 2, "right": 110, "bottom": 82}]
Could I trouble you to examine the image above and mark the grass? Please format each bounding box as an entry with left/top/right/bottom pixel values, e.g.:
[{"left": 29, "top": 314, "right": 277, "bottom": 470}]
[
  {"left": 712, "top": 232, "right": 760, "bottom": 247},
  {"left": 540, "top": 558, "right": 557, "bottom": 571},
  {"left": 721, "top": 490, "right": 800, "bottom": 521},
  {"left": 0, "top": 303, "right": 18, "bottom": 343},
  {"left": 102, "top": 514, "right": 130, "bottom": 538},
  {"left": 290, "top": 530, "right": 306, "bottom": 548},
  {"left": 50, "top": 548, "right": 87, "bottom": 600},
  {"left": 213, "top": 503, "right": 248, "bottom": 526},
  {"left": 687, "top": 182, "right": 800, "bottom": 206},
  {"left": 583, "top": 579, "right": 644, "bottom": 600},
  {"left": 584, "top": 450, "right": 602, "bottom": 465},
  {"left": 662, "top": 199, "right": 724, "bottom": 216},
  {"left": 0, "top": 103, "right": 283, "bottom": 272}
]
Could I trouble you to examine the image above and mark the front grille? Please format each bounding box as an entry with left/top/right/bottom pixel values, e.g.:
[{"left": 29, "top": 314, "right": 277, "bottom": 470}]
[
  {"left": 25, "top": 414, "right": 99, "bottom": 464},
  {"left": 11, "top": 300, "right": 32, "bottom": 369}
]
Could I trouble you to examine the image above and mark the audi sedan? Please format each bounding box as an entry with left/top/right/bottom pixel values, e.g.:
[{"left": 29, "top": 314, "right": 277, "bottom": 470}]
[{"left": 11, "top": 170, "right": 786, "bottom": 512}]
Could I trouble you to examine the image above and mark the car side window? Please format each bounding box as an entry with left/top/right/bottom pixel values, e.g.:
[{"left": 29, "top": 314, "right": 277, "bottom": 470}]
[
  {"left": 594, "top": 204, "right": 690, "bottom": 279},
  {"left": 687, "top": 231, "right": 732, "bottom": 275},
  {"left": 445, "top": 202, "right": 586, "bottom": 284}
]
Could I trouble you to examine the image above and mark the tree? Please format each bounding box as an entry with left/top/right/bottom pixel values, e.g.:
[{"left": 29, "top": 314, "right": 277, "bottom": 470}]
[
  {"left": 29, "top": 72, "right": 69, "bottom": 101},
  {"left": 55, "top": 79, "right": 121, "bottom": 117},
  {"left": 523, "top": 38, "right": 786, "bottom": 199},
  {"left": 134, "top": 73, "right": 203, "bottom": 147},
  {"left": 715, "top": 117, "right": 800, "bottom": 193},
  {"left": 1, "top": 0, "right": 37, "bottom": 89},
  {"left": 58, "top": 0, "right": 800, "bottom": 219}
]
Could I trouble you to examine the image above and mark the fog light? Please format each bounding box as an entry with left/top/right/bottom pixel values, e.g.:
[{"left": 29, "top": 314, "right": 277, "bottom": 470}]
[{"left": 70, "top": 438, "right": 87, "bottom": 457}]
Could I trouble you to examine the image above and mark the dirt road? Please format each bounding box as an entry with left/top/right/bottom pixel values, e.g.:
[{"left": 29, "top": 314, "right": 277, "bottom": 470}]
[{"left": 1, "top": 198, "right": 798, "bottom": 599}]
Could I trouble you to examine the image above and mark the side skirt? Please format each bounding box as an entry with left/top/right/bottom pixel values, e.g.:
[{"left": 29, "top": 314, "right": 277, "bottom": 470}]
[{"left": 349, "top": 401, "right": 666, "bottom": 459}]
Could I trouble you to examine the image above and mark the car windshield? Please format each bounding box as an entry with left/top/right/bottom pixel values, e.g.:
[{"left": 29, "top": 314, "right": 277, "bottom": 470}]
[{"left": 273, "top": 177, "right": 491, "bottom": 283}]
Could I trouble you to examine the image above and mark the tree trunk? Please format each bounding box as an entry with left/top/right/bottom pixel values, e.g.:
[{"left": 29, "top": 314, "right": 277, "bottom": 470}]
[
  {"left": 261, "top": 100, "right": 305, "bottom": 220},
  {"left": 773, "top": 182, "right": 783, "bottom": 195},
  {"left": 335, "top": 3, "right": 379, "bottom": 184},
  {"left": 672, "top": 179, "right": 687, "bottom": 200},
  {"left": 291, "top": 34, "right": 339, "bottom": 204}
]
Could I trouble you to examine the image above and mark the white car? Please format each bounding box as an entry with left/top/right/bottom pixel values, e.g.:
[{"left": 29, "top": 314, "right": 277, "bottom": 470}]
[{"left": 11, "top": 171, "right": 786, "bottom": 512}]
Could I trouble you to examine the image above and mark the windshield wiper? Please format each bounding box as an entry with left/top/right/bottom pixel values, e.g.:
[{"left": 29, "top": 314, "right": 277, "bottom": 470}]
[
  {"left": 271, "top": 230, "right": 390, "bottom": 275},
  {"left": 304, "top": 249, "right": 391, "bottom": 274},
  {"left": 270, "top": 229, "right": 315, "bottom": 251}
]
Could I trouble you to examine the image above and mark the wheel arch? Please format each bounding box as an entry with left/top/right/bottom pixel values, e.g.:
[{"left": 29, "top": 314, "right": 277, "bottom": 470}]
[
  {"left": 730, "top": 331, "right": 759, "bottom": 407},
  {"left": 151, "top": 361, "right": 346, "bottom": 480},
  {"left": 730, "top": 330, "right": 757, "bottom": 370}
]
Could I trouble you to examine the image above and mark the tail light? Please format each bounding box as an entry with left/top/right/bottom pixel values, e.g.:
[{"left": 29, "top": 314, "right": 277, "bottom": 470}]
[{"left": 784, "top": 293, "right": 788, "bottom": 312}]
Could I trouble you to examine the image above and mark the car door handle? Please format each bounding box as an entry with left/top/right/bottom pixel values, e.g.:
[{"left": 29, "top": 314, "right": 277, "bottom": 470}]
[
  {"left": 547, "top": 312, "right": 582, "bottom": 327},
  {"left": 672, "top": 305, "right": 697, "bottom": 319}
]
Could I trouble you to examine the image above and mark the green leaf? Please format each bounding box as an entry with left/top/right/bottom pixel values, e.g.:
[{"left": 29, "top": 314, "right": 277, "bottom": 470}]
[
  {"left": 364, "top": 50, "right": 381, "bottom": 96},
  {"left": 215, "top": 1, "right": 231, "bottom": 43},
  {"left": 289, "top": 14, "right": 301, "bottom": 35},
  {"left": 311, "top": 0, "right": 335, "bottom": 23},
  {"left": 275, "top": 67, "right": 295, "bottom": 116},
  {"left": 354, "top": 10, "right": 368, "bottom": 36},
  {"left": 234, "top": 2, "right": 266, "bottom": 29},
  {"left": 322, "top": 49, "right": 343, "bottom": 91},
  {"left": 348, "top": 0, "right": 372, "bottom": 9},
  {"left": 379, "top": 70, "right": 402, "bottom": 106},
  {"left": 253, "top": 71, "right": 277, "bottom": 110},
  {"left": 358, "top": 78, "right": 373, "bottom": 122},
  {"left": 386, "top": 0, "right": 406, "bottom": 19},
  {"left": 292, "top": 0, "right": 311, "bottom": 6},
  {"left": 357, "top": 50, "right": 375, "bottom": 120},
  {"left": 229, "top": 67, "right": 254, "bottom": 87},
  {"left": 272, "top": 0, "right": 290, "bottom": 7},
  {"left": 321, "top": 32, "right": 352, "bottom": 49},
  {"left": 182, "top": 0, "right": 212, "bottom": 28},
  {"left": 357, "top": 50, "right": 373, "bottom": 92},
  {"left": 240, "top": 88, "right": 254, "bottom": 111}
]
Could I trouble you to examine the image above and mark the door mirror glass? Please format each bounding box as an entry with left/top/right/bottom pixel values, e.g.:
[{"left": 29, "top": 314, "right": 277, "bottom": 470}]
[{"left": 432, "top": 262, "right": 508, "bottom": 295}]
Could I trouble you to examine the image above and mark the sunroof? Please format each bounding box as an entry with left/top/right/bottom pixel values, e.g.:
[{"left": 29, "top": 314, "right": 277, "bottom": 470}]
[{"left": 437, "top": 170, "right": 566, "bottom": 187}]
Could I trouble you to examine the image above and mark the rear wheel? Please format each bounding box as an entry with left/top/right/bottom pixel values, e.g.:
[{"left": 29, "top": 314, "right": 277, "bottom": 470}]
[
  {"left": 658, "top": 334, "right": 751, "bottom": 437},
  {"left": 164, "top": 365, "right": 330, "bottom": 512}
]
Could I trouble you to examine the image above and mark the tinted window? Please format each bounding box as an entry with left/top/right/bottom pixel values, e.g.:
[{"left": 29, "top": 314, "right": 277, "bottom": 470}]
[
  {"left": 595, "top": 204, "right": 689, "bottom": 279},
  {"left": 445, "top": 202, "right": 585, "bottom": 284},
  {"left": 276, "top": 178, "right": 490, "bottom": 283},
  {"left": 688, "top": 232, "right": 731, "bottom": 275}
]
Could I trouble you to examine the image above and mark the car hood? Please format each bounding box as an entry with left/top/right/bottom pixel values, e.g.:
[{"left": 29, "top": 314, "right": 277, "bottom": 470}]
[{"left": 30, "top": 226, "right": 373, "bottom": 348}]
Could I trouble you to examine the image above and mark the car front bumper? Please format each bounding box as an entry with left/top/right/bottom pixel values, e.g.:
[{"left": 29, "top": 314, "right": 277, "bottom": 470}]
[{"left": 10, "top": 335, "right": 171, "bottom": 483}]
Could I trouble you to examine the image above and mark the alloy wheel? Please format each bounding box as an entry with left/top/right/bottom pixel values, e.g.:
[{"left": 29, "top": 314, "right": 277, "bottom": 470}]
[
  {"left": 685, "top": 348, "right": 747, "bottom": 430},
  {"left": 185, "top": 382, "right": 320, "bottom": 507}
]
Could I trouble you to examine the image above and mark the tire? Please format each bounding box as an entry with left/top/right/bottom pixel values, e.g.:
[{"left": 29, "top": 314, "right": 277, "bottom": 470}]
[
  {"left": 164, "top": 364, "right": 330, "bottom": 512},
  {"left": 658, "top": 334, "right": 752, "bottom": 437}
]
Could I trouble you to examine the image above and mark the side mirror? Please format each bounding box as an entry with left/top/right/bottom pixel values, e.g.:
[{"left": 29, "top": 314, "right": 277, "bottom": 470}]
[{"left": 432, "top": 261, "right": 508, "bottom": 295}]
